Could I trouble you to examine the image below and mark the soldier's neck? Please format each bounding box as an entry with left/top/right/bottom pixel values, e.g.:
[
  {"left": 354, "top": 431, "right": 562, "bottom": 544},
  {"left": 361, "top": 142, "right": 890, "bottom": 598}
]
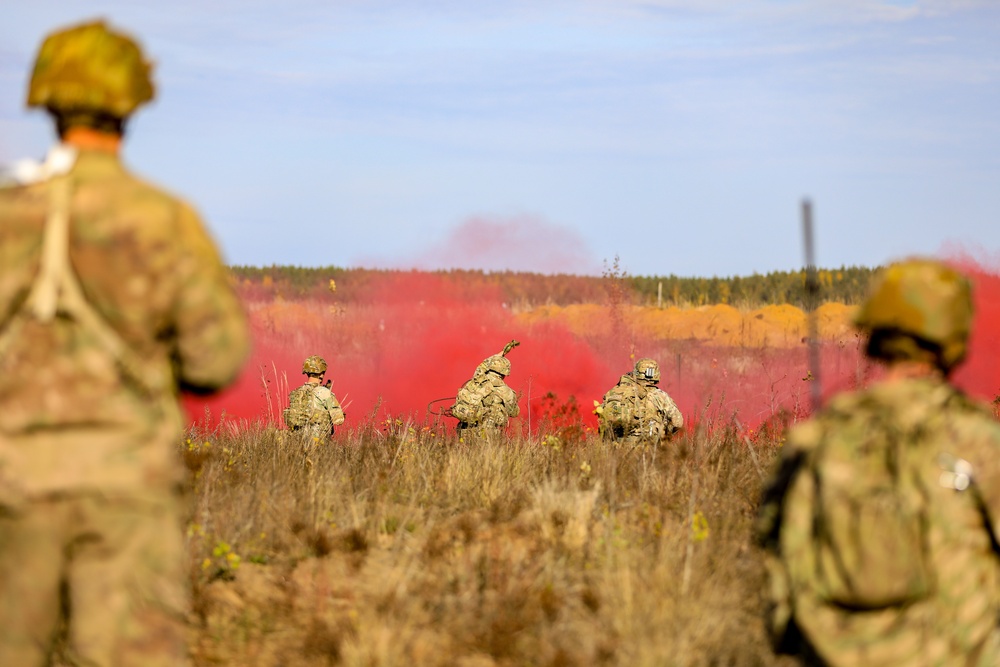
[
  {"left": 306, "top": 377, "right": 322, "bottom": 385},
  {"left": 62, "top": 127, "right": 122, "bottom": 155},
  {"left": 884, "top": 359, "right": 943, "bottom": 383}
]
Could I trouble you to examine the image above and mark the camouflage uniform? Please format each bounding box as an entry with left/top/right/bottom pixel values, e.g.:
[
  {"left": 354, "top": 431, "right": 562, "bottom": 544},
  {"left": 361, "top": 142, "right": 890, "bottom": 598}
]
[
  {"left": 284, "top": 355, "right": 346, "bottom": 439},
  {"left": 450, "top": 343, "right": 520, "bottom": 433},
  {"left": 292, "top": 383, "right": 346, "bottom": 437},
  {"left": 597, "top": 359, "right": 683, "bottom": 445},
  {"left": 756, "top": 259, "right": 1000, "bottom": 666},
  {"left": 0, "top": 21, "right": 248, "bottom": 667}
]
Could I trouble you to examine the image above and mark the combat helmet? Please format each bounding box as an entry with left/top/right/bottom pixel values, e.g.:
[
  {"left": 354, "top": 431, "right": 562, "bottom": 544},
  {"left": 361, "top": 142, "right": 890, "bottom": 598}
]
[
  {"left": 854, "top": 258, "right": 973, "bottom": 372},
  {"left": 634, "top": 358, "right": 660, "bottom": 383},
  {"left": 481, "top": 354, "right": 512, "bottom": 377},
  {"left": 27, "top": 21, "right": 154, "bottom": 123},
  {"left": 302, "top": 355, "right": 328, "bottom": 375}
]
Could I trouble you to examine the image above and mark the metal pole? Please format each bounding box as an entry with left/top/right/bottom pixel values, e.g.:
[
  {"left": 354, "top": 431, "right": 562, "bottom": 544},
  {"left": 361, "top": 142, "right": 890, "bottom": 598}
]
[{"left": 802, "top": 199, "right": 822, "bottom": 412}]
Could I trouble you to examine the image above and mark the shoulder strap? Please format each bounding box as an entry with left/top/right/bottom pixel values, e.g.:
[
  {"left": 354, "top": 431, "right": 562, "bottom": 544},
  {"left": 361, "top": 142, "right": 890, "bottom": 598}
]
[
  {"left": 938, "top": 392, "right": 1000, "bottom": 555},
  {"left": 0, "top": 176, "right": 165, "bottom": 397}
]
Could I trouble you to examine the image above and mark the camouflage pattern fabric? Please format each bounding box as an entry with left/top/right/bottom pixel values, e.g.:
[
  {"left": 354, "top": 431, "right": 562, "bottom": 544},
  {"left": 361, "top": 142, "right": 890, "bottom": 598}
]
[
  {"left": 0, "top": 490, "right": 187, "bottom": 667},
  {"left": 0, "top": 148, "right": 249, "bottom": 666},
  {"left": 597, "top": 373, "right": 646, "bottom": 440},
  {"left": 301, "top": 354, "right": 327, "bottom": 375},
  {"left": 757, "top": 376, "right": 1000, "bottom": 666},
  {"left": 285, "top": 381, "right": 345, "bottom": 437},
  {"left": 451, "top": 372, "right": 519, "bottom": 431},
  {"left": 641, "top": 385, "right": 683, "bottom": 442},
  {"left": 597, "top": 373, "right": 683, "bottom": 445},
  {"left": 0, "top": 149, "right": 248, "bottom": 490}
]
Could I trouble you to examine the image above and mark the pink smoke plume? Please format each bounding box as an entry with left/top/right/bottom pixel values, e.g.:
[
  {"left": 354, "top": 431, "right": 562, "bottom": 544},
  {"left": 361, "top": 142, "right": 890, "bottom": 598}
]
[{"left": 362, "top": 215, "right": 602, "bottom": 276}]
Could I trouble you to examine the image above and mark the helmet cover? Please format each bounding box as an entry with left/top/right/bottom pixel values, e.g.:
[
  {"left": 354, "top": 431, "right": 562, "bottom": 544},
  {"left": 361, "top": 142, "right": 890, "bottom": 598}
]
[
  {"left": 302, "top": 355, "right": 328, "bottom": 375},
  {"left": 634, "top": 358, "right": 661, "bottom": 383},
  {"left": 482, "top": 354, "right": 511, "bottom": 377},
  {"left": 27, "top": 20, "right": 154, "bottom": 118},
  {"left": 854, "top": 258, "right": 972, "bottom": 371}
]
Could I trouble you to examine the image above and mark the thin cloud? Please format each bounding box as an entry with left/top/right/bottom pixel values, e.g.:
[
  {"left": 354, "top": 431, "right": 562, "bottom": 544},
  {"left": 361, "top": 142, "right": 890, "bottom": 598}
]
[{"left": 578, "top": 0, "right": 985, "bottom": 24}]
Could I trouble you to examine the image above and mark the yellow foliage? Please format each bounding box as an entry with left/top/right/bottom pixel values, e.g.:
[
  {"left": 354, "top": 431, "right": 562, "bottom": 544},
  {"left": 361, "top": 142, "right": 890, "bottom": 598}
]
[
  {"left": 516, "top": 302, "right": 856, "bottom": 348},
  {"left": 692, "top": 511, "right": 710, "bottom": 543}
]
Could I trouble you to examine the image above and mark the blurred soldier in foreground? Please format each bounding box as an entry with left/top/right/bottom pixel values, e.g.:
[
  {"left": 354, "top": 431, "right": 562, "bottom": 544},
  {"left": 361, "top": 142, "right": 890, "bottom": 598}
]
[
  {"left": 449, "top": 340, "right": 520, "bottom": 433},
  {"left": 756, "top": 259, "right": 1000, "bottom": 666},
  {"left": 596, "top": 358, "right": 683, "bottom": 445},
  {"left": 284, "top": 355, "right": 345, "bottom": 438},
  {"left": 0, "top": 21, "right": 248, "bottom": 667}
]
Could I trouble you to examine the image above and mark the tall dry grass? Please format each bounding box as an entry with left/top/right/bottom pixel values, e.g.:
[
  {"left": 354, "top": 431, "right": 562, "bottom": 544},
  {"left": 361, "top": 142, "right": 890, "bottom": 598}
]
[{"left": 183, "top": 416, "right": 798, "bottom": 667}]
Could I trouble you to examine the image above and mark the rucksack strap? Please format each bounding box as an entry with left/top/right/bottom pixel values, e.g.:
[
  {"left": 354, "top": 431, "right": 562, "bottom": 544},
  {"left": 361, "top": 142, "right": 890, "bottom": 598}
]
[{"left": 0, "top": 176, "right": 166, "bottom": 398}]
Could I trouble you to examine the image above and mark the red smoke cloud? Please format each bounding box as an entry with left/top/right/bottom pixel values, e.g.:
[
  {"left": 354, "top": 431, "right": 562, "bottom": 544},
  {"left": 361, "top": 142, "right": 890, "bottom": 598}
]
[
  {"left": 185, "top": 252, "right": 1000, "bottom": 435},
  {"left": 949, "top": 252, "right": 1000, "bottom": 402},
  {"left": 183, "top": 271, "right": 615, "bottom": 433}
]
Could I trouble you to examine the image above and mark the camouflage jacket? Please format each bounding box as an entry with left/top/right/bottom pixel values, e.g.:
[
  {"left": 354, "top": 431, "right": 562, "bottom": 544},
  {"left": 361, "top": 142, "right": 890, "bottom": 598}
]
[
  {"left": 756, "top": 376, "right": 1000, "bottom": 666},
  {"left": 0, "top": 147, "right": 249, "bottom": 498},
  {"left": 451, "top": 372, "right": 519, "bottom": 429},
  {"left": 598, "top": 374, "right": 683, "bottom": 443}
]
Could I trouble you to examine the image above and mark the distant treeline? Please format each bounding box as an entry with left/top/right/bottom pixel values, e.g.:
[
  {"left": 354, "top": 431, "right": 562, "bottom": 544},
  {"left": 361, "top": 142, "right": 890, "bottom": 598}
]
[
  {"left": 630, "top": 267, "right": 877, "bottom": 308},
  {"left": 229, "top": 265, "right": 879, "bottom": 308}
]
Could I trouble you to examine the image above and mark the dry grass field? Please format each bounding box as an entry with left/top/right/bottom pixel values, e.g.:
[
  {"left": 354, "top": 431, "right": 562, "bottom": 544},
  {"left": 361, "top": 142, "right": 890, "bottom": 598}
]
[
  {"left": 180, "top": 258, "right": 999, "bottom": 665},
  {"left": 183, "top": 415, "right": 799, "bottom": 667}
]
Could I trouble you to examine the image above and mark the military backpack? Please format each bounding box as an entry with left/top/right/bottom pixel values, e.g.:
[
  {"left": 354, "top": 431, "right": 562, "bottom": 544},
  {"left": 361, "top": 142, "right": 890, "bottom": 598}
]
[
  {"left": 284, "top": 385, "right": 316, "bottom": 430},
  {"left": 451, "top": 379, "right": 489, "bottom": 425},
  {"left": 778, "top": 386, "right": 988, "bottom": 611},
  {"left": 600, "top": 380, "right": 644, "bottom": 438}
]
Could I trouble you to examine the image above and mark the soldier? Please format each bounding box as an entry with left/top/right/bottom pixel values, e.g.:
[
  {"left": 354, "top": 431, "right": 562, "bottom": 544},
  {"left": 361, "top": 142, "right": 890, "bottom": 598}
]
[
  {"left": 0, "top": 21, "right": 249, "bottom": 667},
  {"left": 284, "top": 355, "right": 346, "bottom": 438},
  {"left": 449, "top": 340, "right": 520, "bottom": 433},
  {"left": 756, "top": 259, "right": 1000, "bottom": 666},
  {"left": 597, "top": 358, "right": 683, "bottom": 445}
]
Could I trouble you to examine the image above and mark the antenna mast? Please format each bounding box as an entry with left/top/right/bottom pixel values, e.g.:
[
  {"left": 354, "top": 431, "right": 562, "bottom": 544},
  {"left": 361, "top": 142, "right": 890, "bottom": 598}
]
[{"left": 802, "top": 199, "right": 822, "bottom": 413}]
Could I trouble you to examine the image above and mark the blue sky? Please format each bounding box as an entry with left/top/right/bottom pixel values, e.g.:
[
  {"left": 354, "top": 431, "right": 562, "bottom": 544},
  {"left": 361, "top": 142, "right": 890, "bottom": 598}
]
[{"left": 2, "top": 1, "right": 999, "bottom": 277}]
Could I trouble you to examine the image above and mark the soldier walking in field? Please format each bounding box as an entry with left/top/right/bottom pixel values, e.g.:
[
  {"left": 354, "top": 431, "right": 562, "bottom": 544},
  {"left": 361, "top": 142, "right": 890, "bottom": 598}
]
[
  {"left": 284, "top": 355, "right": 346, "bottom": 439},
  {"left": 596, "top": 358, "right": 683, "bottom": 445},
  {"left": 449, "top": 340, "right": 520, "bottom": 433},
  {"left": 0, "top": 20, "right": 249, "bottom": 667},
  {"left": 756, "top": 259, "right": 1000, "bottom": 666}
]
